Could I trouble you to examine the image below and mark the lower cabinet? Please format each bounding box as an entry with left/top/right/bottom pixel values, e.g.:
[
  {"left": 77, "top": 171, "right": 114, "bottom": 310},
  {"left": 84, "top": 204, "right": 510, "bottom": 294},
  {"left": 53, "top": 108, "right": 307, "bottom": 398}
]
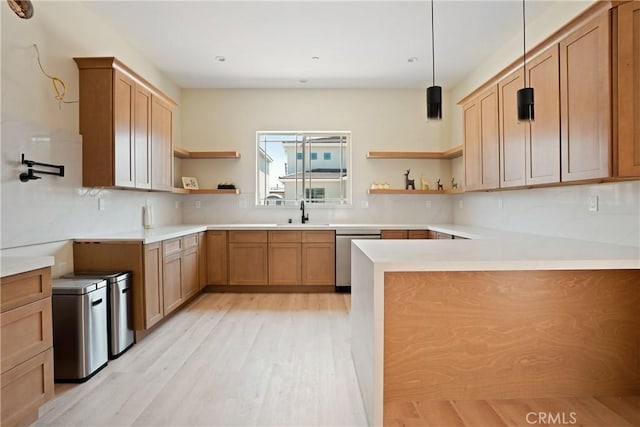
[
  {"left": 228, "top": 231, "right": 268, "bottom": 285},
  {"left": 381, "top": 229, "right": 430, "bottom": 239},
  {"left": 301, "top": 231, "right": 335, "bottom": 286},
  {"left": 268, "top": 231, "right": 302, "bottom": 285},
  {"left": 74, "top": 233, "right": 203, "bottom": 331},
  {"left": 206, "top": 231, "right": 228, "bottom": 285},
  {"left": 1, "top": 267, "right": 54, "bottom": 427}
]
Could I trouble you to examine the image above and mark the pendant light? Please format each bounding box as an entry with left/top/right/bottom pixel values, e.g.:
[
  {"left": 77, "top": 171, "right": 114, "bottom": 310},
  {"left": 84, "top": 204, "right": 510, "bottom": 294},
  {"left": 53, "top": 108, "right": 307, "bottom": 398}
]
[
  {"left": 426, "top": 0, "right": 442, "bottom": 120},
  {"left": 517, "top": 0, "right": 534, "bottom": 121}
]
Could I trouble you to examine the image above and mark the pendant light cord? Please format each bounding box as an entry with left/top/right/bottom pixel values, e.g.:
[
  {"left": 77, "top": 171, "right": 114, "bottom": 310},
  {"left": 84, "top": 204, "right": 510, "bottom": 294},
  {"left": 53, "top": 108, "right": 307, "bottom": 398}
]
[
  {"left": 522, "top": 0, "right": 527, "bottom": 88},
  {"left": 431, "top": 0, "right": 435, "bottom": 87}
]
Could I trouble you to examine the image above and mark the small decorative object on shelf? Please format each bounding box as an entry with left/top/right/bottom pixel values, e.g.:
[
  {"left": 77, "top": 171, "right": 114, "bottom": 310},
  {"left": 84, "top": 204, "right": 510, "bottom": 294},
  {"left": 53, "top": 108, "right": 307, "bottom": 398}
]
[
  {"left": 420, "top": 175, "right": 430, "bottom": 190},
  {"left": 217, "top": 182, "right": 236, "bottom": 189},
  {"left": 182, "top": 176, "right": 199, "bottom": 189},
  {"left": 437, "top": 179, "right": 443, "bottom": 191},
  {"left": 404, "top": 169, "right": 415, "bottom": 190},
  {"left": 451, "top": 177, "right": 458, "bottom": 189},
  {"left": 371, "top": 182, "right": 391, "bottom": 190}
]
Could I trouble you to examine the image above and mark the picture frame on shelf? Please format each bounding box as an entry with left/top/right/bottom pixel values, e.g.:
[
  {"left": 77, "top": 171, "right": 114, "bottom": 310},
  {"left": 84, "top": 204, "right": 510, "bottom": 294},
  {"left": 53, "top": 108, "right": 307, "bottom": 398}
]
[{"left": 181, "top": 176, "right": 199, "bottom": 190}]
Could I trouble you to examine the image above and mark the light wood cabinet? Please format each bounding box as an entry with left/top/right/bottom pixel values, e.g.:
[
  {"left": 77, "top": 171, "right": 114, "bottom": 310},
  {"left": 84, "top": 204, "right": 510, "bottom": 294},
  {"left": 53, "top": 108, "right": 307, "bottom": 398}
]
[
  {"left": 560, "top": 12, "right": 611, "bottom": 181},
  {"left": 381, "top": 230, "right": 408, "bottom": 239},
  {"left": 143, "top": 243, "right": 164, "bottom": 328},
  {"left": 182, "top": 246, "right": 199, "bottom": 300},
  {"left": 616, "top": 1, "right": 640, "bottom": 177},
  {"left": 268, "top": 231, "right": 302, "bottom": 285},
  {"left": 229, "top": 231, "right": 268, "bottom": 285},
  {"left": 198, "top": 232, "right": 207, "bottom": 290},
  {"left": 526, "top": 45, "right": 561, "bottom": 185},
  {"left": 499, "top": 70, "right": 527, "bottom": 188},
  {"left": 301, "top": 231, "right": 335, "bottom": 286},
  {"left": 162, "top": 249, "right": 183, "bottom": 315},
  {"left": 463, "top": 85, "right": 500, "bottom": 191},
  {"left": 206, "top": 231, "right": 228, "bottom": 285},
  {"left": 1, "top": 267, "right": 54, "bottom": 427},
  {"left": 163, "top": 235, "right": 200, "bottom": 315},
  {"left": 74, "top": 57, "right": 176, "bottom": 190},
  {"left": 408, "top": 230, "right": 430, "bottom": 239}
]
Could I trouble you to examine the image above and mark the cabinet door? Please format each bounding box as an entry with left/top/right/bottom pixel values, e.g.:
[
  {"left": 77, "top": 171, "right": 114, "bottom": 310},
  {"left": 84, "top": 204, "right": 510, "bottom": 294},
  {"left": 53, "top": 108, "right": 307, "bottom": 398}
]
[
  {"left": 134, "top": 84, "right": 152, "bottom": 189},
  {"left": 113, "top": 70, "right": 136, "bottom": 188},
  {"left": 302, "top": 243, "right": 335, "bottom": 285},
  {"left": 198, "top": 232, "right": 207, "bottom": 290},
  {"left": 228, "top": 243, "right": 268, "bottom": 285},
  {"left": 182, "top": 247, "right": 199, "bottom": 300},
  {"left": 408, "top": 230, "right": 430, "bottom": 239},
  {"left": 560, "top": 12, "right": 611, "bottom": 181},
  {"left": 151, "top": 95, "right": 174, "bottom": 191},
  {"left": 162, "top": 252, "right": 183, "bottom": 315},
  {"left": 463, "top": 86, "right": 499, "bottom": 191},
  {"left": 269, "top": 243, "right": 302, "bottom": 285},
  {"left": 617, "top": 1, "right": 640, "bottom": 177},
  {"left": 207, "top": 231, "right": 228, "bottom": 285},
  {"left": 526, "top": 45, "right": 561, "bottom": 185},
  {"left": 143, "top": 243, "right": 164, "bottom": 328},
  {"left": 499, "top": 70, "right": 527, "bottom": 188}
]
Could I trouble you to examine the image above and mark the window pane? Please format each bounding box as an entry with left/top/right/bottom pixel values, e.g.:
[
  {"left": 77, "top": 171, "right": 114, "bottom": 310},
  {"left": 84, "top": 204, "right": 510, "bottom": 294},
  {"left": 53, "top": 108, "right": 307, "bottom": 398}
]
[
  {"left": 311, "top": 152, "right": 318, "bottom": 160},
  {"left": 323, "top": 152, "right": 331, "bottom": 160}
]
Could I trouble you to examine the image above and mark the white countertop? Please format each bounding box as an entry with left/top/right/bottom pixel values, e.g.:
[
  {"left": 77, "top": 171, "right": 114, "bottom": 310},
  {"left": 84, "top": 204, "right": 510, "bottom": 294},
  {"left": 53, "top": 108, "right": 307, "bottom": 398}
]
[
  {"left": 1, "top": 256, "right": 55, "bottom": 278},
  {"left": 74, "top": 225, "right": 207, "bottom": 244},
  {"left": 352, "top": 236, "right": 640, "bottom": 271}
]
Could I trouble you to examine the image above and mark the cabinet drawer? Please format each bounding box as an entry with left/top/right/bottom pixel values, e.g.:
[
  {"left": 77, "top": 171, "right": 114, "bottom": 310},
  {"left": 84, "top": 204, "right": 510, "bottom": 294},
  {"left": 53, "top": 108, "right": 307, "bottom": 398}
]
[
  {"left": 408, "top": 230, "right": 430, "bottom": 239},
  {"left": 301, "top": 230, "right": 335, "bottom": 243},
  {"left": 182, "top": 233, "right": 198, "bottom": 249},
  {"left": 0, "top": 268, "right": 51, "bottom": 313},
  {"left": 1, "top": 348, "right": 54, "bottom": 427},
  {"left": 381, "top": 230, "right": 408, "bottom": 239},
  {"left": 268, "top": 231, "right": 302, "bottom": 243},
  {"left": 162, "top": 238, "right": 182, "bottom": 256},
  {"left": 1, "top": 298, "right": 52, "bottom": 374},
  {"left": 228, "top": 231, "right": 268, "bottom": 243}
]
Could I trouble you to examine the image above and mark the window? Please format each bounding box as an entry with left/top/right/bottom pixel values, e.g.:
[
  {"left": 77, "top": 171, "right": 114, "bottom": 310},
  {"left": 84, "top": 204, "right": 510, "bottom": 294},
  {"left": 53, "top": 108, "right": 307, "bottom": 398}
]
[{"left": 256, "top": 131, "right": 350, "bottom": 207}]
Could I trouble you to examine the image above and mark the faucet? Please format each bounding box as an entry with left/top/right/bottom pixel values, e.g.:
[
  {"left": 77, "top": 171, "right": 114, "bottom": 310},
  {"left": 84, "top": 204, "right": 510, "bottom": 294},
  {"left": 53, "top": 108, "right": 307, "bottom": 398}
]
[{"left": 300, "top": 200, "right": 309, "bottom": 224}]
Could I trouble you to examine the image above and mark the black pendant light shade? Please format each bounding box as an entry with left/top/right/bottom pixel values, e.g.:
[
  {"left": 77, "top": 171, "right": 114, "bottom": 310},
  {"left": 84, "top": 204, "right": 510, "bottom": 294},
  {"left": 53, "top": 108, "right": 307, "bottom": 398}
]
[
  {"left": 517, "top": 87, "right": 534, "bottom": 121},
  {"left": 427, "top": 85, "right": 442, "bottom": 120}
]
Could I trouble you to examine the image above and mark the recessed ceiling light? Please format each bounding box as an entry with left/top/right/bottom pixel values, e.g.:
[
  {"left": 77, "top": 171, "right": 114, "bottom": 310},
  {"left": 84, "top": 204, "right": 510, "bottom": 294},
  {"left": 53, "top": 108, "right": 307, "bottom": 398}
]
[
  {"left": 408, "top": 57, "right": 418, "bottom": 63},
  {"left": 312, "top": 56, "right": 320, "bottom": 61},
  {"left": 215, "top": 56, "right": 226, "bottom": 62}
]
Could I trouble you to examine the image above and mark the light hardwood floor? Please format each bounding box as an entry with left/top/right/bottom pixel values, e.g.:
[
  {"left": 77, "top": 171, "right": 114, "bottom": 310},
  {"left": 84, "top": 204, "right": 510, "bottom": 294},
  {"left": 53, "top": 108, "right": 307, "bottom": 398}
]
[{"left": 34, "top": 293, "right": 639, "bottom": 427}]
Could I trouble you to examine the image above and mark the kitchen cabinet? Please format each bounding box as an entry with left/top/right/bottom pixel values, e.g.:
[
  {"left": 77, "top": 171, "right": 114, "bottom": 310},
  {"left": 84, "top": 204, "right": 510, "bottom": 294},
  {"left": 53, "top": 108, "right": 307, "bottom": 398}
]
[
  {"left": 381, "top": 230, "right": 409, "bottom": 239},
  {"left": 526, "top": 45, "right": 561, "bottom": 185},
  {"left": 74, "top": 233, "right": 201, "bottom": 331},
  {"left": 228, "top": 231, "right": 268, "bottom": 285},
  {"left": 463, "top": 85, "right": 500, "bottom": 191},
  {"left": 268, "top": 231, "right": 302, "bottom": 285},
  {"left": 1, "top": 267, "right": 54, "bottom": 427},
  {"left": 616, "top": 1, "right": 640, "bottom": 177},
  {"left": 499, "top": 70, "right": 526, "bottom": 188},
  {"left": 560, "top": 12, "right": 611, "bottom": 181},
  {"left": 198, "top": 232, "right": 207, "bottom": 289},
  {"left": 408, "top": 230, "right": 431, "bottom": 239},
  {"left": 207, "top": 231, "right": 228, "bottom": 285},
  {"left": 74, "top": 57, "right": 176, "bottom": 190},
  {"left": 301, "top": 231, "right": 335, "bottom": 286}
]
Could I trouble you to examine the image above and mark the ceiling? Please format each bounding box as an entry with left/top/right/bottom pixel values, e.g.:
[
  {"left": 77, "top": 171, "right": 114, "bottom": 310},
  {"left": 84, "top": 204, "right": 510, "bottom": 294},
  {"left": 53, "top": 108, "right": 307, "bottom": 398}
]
[{"left": 82, "top": 1, "right": 561, "bottom": 90}]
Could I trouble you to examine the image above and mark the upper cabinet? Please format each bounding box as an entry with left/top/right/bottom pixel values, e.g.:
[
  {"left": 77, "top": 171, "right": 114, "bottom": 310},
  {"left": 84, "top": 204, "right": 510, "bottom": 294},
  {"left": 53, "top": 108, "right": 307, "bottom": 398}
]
[
  {"left": 74, "top": 57, "right": 176, "bottom": 190},
  {"left": 462, "top": 85, "right": 499, "bottom": 191},
  {"left": 560, "top": 13, "right": 611, "bottom": 181},
  {"left": 498, "top": 69, "right": 526, "bottom": 188},
  {"left": 616, "top": 1, "right": 640, "bottom": 177}
]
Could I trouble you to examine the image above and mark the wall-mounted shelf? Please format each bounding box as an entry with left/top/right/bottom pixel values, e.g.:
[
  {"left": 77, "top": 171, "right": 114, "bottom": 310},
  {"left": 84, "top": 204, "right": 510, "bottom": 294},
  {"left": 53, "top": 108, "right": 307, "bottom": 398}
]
[
  {"left": 171, "top": 187, "right": 190, "bottom": 194},
  {"left": 368, "top": 188, "right": 464, "bottom": 195},
  {"left": 173, "top": 148, "right": 241, "bottom": 159},
  {"left": 188, "top": 189, "right": 240, "bottom": 194},
  {"left": 366, "top": 145, "right": 463, "bottom": 160}
]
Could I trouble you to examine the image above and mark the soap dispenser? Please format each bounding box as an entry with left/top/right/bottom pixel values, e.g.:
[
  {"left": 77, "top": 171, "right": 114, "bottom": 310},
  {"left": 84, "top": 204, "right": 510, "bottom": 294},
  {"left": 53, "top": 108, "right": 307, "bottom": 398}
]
[{"left": 143, "top": 199, "right": 154, "bottom": 229}]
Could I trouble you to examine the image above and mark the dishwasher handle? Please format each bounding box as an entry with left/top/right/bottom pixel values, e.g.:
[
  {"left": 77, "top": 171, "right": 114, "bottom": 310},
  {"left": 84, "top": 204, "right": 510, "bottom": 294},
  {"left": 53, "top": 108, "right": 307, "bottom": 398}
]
[{"left": 91, "top": 298, "right": 103, "bottom": 307}]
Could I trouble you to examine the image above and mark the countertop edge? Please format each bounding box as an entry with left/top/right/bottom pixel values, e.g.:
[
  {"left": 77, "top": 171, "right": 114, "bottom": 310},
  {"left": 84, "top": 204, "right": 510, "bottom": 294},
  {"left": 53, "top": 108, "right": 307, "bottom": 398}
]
[{"left": 1, "top": 256, "right": 55, "bottom": 278}]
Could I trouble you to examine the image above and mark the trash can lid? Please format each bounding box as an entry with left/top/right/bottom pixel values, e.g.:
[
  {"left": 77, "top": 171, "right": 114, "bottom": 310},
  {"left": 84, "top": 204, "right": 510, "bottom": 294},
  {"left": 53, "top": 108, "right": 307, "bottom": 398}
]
[
  {"left": 62, "top": 271, "right": 131, "bottom": 283},
  {"left": 52, "top": 278, "right": 107, "bottom": 295}
]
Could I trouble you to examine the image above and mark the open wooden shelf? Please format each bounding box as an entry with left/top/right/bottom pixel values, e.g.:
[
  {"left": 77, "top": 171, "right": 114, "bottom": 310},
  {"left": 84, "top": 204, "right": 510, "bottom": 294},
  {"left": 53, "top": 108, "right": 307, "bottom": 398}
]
[
  {"left": 171, "top": 187, "right": 190, "bottom": 194},
  {"left": 367, "top": 145, "right": 463, "bottom": 160},
  {"left": 188, "top": 188, "right": 240, "bottom": 194},
  {"left": 368, "top": 188, "right": 464, "bottom": 195},
  {"left": 174, "top": 148, "right": 241, "bottom": 159}
]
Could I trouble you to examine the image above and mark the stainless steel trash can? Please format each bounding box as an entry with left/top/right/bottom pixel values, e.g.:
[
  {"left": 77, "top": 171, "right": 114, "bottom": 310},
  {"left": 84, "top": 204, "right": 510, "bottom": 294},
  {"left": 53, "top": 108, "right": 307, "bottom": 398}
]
[
  {"left": 63, "top": 272, "right": 134, "bottom": 359},
  {"left": 52, "top": 278, "right": 108, "bottom": 382}
]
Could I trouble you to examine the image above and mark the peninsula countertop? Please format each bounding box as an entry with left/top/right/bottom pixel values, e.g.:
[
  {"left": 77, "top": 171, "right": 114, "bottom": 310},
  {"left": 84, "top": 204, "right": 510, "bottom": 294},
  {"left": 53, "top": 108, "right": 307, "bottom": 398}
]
[{"left": 1, "top": 256, "right": 55, "bottom": 278}]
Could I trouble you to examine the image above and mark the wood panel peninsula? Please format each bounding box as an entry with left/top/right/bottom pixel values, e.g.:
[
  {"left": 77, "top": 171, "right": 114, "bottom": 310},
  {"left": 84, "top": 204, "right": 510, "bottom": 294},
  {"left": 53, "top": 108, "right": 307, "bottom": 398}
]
[{"left": 349, "top": 227, "right": 640, "bottom": 426}]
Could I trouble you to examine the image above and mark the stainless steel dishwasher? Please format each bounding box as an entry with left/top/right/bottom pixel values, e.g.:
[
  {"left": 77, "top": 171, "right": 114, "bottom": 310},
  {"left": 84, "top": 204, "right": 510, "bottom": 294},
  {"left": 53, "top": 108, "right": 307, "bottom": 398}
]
[
  {"left": 51, "top": 278, "right": 108, "bottom": 382},
  {"left": 335, "top": 228, "right": 380, "bottom": 292}
]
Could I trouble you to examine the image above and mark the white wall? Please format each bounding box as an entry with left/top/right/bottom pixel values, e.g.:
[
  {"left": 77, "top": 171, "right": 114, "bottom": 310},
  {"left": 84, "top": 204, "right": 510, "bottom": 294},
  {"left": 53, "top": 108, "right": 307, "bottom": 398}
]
[
  {"left": 180, "top": 88, "right": 455, "bottom": 225},
  {"left": 449, "top": 0, "right": 639, "bottom": 247},
  {"left": 1, "top": 2, "right": 183, "bottom": 275}
]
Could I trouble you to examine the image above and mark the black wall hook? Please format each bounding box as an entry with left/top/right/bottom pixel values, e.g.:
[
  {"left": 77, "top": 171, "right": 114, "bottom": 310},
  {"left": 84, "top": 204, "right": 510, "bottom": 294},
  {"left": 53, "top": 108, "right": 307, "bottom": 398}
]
[{"left": 20, "top": 153, "right": 64, "bottom": 183}]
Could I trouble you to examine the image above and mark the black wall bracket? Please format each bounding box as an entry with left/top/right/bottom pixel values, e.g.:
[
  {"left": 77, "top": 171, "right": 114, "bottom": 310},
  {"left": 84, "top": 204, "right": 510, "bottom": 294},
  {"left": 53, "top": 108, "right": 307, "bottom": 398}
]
[{"left": 19, "top": 153, "right": 65, "bottom": 182}]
